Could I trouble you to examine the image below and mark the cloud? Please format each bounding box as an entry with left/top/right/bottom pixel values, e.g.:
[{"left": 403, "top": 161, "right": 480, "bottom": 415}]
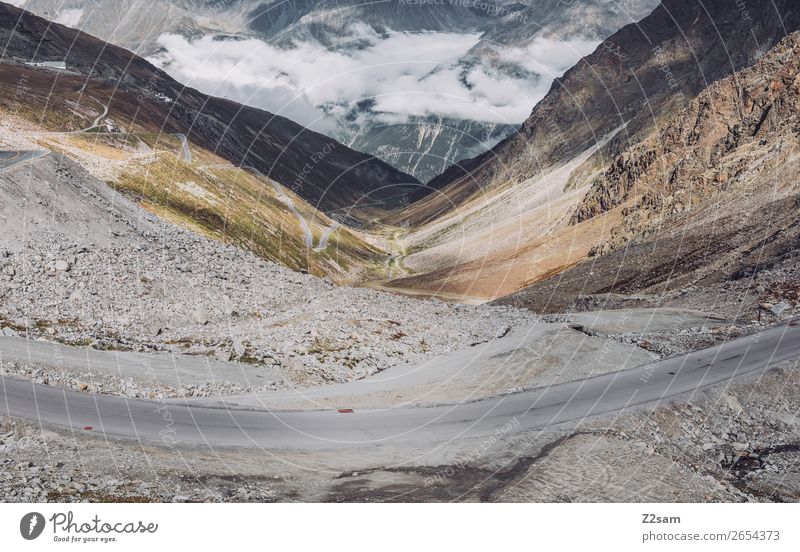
[
  {"left": 497, "top": 35, "right": 601, "bottom": 77},
  {"left": 54, "top": 8, "right": 84, "bottom": 27},
  {"left": 148, "top": 26, "right": 599, "bottom": 134}
]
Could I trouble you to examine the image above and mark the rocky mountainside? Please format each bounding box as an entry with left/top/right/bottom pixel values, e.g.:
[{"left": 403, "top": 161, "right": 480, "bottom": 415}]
[
  {"left": 0, "top": 151, "right": 537, "bottom": 390},
  {"left": 13, "top": 0, "right": 659, "bottom": 182},
  {"left": 0, "top": 2, "right": 417, "bottom": 219},
  {"left": 394, "top": 0, "right": 800, "bottom": 225},
  {"left": 572, "top": 31, "right": 800, "bottom": 250},
  {"left": 367, "top": 0, "right": 800, "bottom": 305},
  {"left": 343, "top": 115, "right": 515, "bottom": 192},
  {"left": 14, "top": 0, "right": 657, "bottom": 55},
  {"left": 497, "top": 31, "right": 800, "bottom": 318}
]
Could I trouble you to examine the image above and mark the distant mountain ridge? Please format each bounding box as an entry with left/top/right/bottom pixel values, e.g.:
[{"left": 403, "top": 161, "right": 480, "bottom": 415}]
[
  {"left": 0, "top": 1, "right": 418, "bottom": 220},
  {"left": 14, "top": 0, "right": 661, "bottom": 182}
]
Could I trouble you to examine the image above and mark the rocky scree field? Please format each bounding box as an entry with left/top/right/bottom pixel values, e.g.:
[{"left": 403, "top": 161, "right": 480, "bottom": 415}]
[
  {"left": 3, "top": 356, "right": 799, "bottom": 503},
  {"left": 0, "top": 153, "right": 538, "bottom": 395}
]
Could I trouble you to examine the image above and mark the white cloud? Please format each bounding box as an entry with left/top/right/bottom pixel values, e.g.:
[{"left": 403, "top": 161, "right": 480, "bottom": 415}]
[
  {"left": 54, "top": 8, "right": 84, "bottom": 27},
  {"left": 148, "top": 27, "right": 599, "bottom": 133},
  {"left": 498, "top": 35, "right": 600, "bottom": 77}
]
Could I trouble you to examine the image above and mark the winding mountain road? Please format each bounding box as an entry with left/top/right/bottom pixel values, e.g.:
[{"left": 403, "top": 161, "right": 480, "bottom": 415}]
[
  {"left": 384, "top": 229, "right": 409, "bottom": 278},
  {"left": 269, "top": 179, "right": 314, "bottom": 247},
  {"left": 80, "top": 99, "right": 109, "bottom": 132},
  {"left": 313, "top": 221, "right": 340, "bottom": 252},
  {"left": 171, "top": 133, "right": 192, "bottom": 163},
  {"left": 1, "top": 319, "right": 797, "bottom": 450},
  {"left": 244, "top": 165, "right": 338, "bottom": 251}
]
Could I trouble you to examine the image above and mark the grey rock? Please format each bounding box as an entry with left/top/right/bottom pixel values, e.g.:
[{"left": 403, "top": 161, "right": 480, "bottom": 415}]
[
  {"left": 771, "top": 302, "right": 790, "bottom": 316},
  {"left": 232, "top": 339, "right": 246, "bottom": 358},
  {"left": 54, "top": 259, "right": 71, "bottom": 272}
]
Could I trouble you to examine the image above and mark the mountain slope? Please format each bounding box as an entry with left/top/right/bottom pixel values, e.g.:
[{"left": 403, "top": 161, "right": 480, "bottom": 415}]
[
  {"left": 496, "top": 31, "right": 800, "bottom": 316},
  {"left": 0, "top": 2, "right": 418, "bottom": 219},
  {"left": 393, "top": 0, "right": 800, "bottom": 225},
  {"left": 0, "top": 149, "right": 538, "bottom": 388},
  {"left": 0, "top": 75, "right": 391, "bottom": 281},
  {"left": 372, "top": 0, "right": 800, "bottom": 302},
  {"left": 14, "top": 0, "right": 660, "bottom": 182}
]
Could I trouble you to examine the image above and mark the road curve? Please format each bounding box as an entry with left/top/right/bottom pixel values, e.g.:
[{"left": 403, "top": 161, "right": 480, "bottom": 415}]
[
  {"left": 313, "top": 221, "right": 340, "bottom": 252},
  {"left": 269, "top": 179, "right": 314, "bottom": 247},
  {"left": 80, "top": 98, "right": 109, "bottom": 132},
  {"left": 173, "top": 133, "right": 192, "bottom": 163},
  {"left": 1, "top": 319, "right": 797, "bottom": 450},
  {"left": 0, "top": 150, "right": 49, "bottom": 172},
  {"left": 244, "top": 165, "right": 340, "bottom": 251}
]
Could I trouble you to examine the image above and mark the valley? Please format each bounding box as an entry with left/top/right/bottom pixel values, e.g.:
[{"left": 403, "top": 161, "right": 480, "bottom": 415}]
[
  {"left": 373, "top": 0, "right": 800, "bottom": 314},
  {"left": 14, "top": 0, "right": 661, "bottom": 182},
  {"left": 1, "top": 0, "right": 799, "bottom": 505}
]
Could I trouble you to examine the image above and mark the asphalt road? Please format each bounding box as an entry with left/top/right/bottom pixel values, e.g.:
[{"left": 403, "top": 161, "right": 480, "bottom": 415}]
[
  {"left": 245, "top": 164, "right": 331, "bottom": 250},
  {"left": 313, "top": 221, "right": 340, "bottom": 252},
  {"left": 0, "top": 334, "right": 281, "bottom": 388},
  {"left": 1, "top": 319, "right": 797, "bottom": 450},
  {"left": 0, "top": 150, "right": 49, "bottom": 172},
  {"left": 268, "top": 178, "right": 314, "bottom": 247},
  {"left": 80, "top": 99, "right": 109, "bottom": 132}
]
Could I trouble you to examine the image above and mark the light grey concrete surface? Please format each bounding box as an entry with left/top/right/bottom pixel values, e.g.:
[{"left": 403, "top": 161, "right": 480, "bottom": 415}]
[{"left": 194, "top": 322, "right": 656, "bottom": 411}]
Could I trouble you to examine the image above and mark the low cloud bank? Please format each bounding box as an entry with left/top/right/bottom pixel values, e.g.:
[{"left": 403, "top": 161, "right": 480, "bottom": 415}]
[{"left": 149, "top": 25, "right": 599, "bottom": 134}]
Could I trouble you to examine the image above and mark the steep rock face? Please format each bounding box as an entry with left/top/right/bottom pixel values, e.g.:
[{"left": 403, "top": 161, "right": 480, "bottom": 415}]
[
  {"left": 0, "top": 2, "right": 418, "bottom": 218},
  {"left": 247, "top": 0, "right": 487, "bottom": 44},
  {"left": 378, "top": 4, "right": 800, "bottom": 302},
  {"left": 16, "top": 0, "right": 657, "bottom": 54},
  {"left": 573, "top": 32, "right": 800, "bottom": 252},
  {"left": 495, "top": 32, "right": 800, "bottom": 313},
  {"left": 397, "top": 0, "right": 800, "bottom": 225},
  {"left": 13, "top": 0, "right": 255, "bottom": 55}
]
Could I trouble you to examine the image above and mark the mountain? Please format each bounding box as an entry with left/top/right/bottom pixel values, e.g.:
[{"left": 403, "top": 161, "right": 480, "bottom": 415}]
[
  {"left": 7, "top": 0, "right": 798, "bottom": 309},
  {"left": 375, "top": 0, "right": 800, "bottom": 302},
  {"left": 13, "top": 0, "right": 661, "bottom": 182},
  {"left": 395, "top": 0, "right": 800, "bottom": 223},
  {"left": 341, "top": 115, "right": 515, "bottom": 193},
  {"left": 0, "top": 1, "right": 417, "bottom": 221},
  {"left": 497, "top": 30, "right": 800, "bottom": 317}
]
